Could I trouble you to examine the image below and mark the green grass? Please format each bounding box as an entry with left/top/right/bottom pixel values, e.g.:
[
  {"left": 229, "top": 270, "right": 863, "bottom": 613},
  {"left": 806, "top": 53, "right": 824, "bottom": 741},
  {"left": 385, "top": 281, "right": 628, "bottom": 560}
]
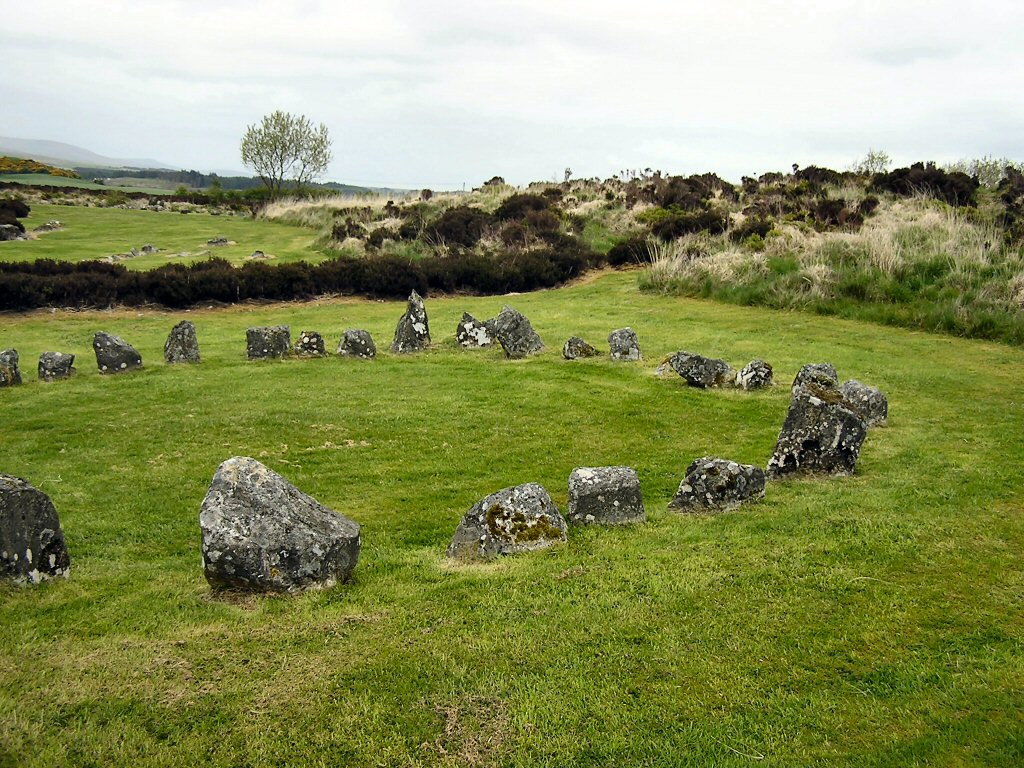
[
  {"left": 1, "top": 204, "right": 325, "bottom": 269},
  {"left": 0, "top": 174, "right": 174, "bottom": 196},
  {"left": 1, "top": 271, "right": 1023, "bottom": 766}
]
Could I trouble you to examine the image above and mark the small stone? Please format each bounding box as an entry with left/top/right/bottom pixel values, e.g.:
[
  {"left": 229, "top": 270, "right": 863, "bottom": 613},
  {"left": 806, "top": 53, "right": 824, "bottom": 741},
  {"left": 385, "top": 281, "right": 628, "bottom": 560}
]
[
  {"left": 141, "top": 244, "right": 158, "bottom": 254},
  {"left": 840, "top": 379, "right": 888, "bottom": 427},
  {"left": 563, "top": 336, "right": 599, "bottom": 360},
  {"left": 390, "top": 290, "right": 430, "bottom": 353},
  {"left": 293, "top": 330, "right": 326, "bottom": 357},
  {"left": 246, "top": 326, "right": 290, "bottom": 360},
  {"left": 447, "top": 483, "right": 567, "bottom": 559},
  {"left": 93, "top": 332, "right": 142, "bottom": 374},
  {"left": 608, "top": 328, "right": 641, "bottom": 361},
  {"left": 567, "top": 467, "right": 645, "bottom": 525},
  {"left": 337, "top": 329, "right": 377, "bottom": 359},
  {"left": 735, "top": 359, "right": 774, "bottom": 390},
  {"left": 456, "top": 312, "right": 494, "bottom": 348},
  {"left": 0, "top": 349, "right": 22, "bottom": 387},
  {"left": 491, "top": 305, "right": 544, "bottom": 359},
  {"left": 38, "top": 352, "right": 76, "bottom": 381},
  {"left": 665, "top": 350, "right": 734, "bottom": 388},
  {"left": 164, "top": 320, "right": 201, "bottom": 364},
  {"left": 668, "top": 457, "right": 765, "bottom": 513},
  {"left": 1, "top": 473, "right": 71, "bottom": 584},
  {"left": 207, "top": 236, "right": 229, "bottom": 246}
]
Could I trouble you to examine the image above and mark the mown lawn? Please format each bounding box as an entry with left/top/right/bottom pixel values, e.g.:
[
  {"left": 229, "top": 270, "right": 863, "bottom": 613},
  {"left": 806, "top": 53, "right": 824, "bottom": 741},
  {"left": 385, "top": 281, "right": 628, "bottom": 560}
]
[
  {"left": 1, "top": 203, "right": 324, "bottom": 269},
  {"left": 0, "top": 271, "right": 1022, "bottom": 766}
]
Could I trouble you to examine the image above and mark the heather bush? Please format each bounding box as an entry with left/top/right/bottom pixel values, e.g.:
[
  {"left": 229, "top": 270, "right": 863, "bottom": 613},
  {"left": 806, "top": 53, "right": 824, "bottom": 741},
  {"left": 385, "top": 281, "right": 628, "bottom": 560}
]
[
  {"left": 871, "top": 162, "right": 979, "bottom": 207},
  {"left": 495, "top": 193, "right": 550, "bottom": 221},
  {"left": 428, "top": 205, "right": 492, "bottom": 247}
]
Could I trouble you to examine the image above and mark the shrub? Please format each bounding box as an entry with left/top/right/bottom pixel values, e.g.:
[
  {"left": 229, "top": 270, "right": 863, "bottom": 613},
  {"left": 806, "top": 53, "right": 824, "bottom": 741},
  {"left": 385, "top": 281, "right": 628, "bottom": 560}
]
[
  {"left": 429, "top": 206, "right": 492, "bottom": 247},
  {"left": 651, "top": 210, "right": 728, "bottom": 240},
  {"left": 0, "top": 198, "right": 30, "bottom": 218},
  {"left": 871, "top": 163, "right": 979, "bottom": 207},
  {"left": 729, "top": 217, "right": 773, "bottom": 243},
  {"left": 495, "top": 193, "right": 550, "bottom": 221},
  {"left": 607, "top": 237, "right": 648, "bottom": 266}
]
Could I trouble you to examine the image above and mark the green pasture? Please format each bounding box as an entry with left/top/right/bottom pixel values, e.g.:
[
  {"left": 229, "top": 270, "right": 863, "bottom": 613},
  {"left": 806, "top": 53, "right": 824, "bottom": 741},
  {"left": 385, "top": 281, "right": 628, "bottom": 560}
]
[
  {"left": 0, "top": 272, "right": 1022, "bottom": 766},
  {"left": 0, "top": 204, "right": 324, "bottom": 269},
  {"left": 0, "top": 174, "right": 174, "bottom": 196}
]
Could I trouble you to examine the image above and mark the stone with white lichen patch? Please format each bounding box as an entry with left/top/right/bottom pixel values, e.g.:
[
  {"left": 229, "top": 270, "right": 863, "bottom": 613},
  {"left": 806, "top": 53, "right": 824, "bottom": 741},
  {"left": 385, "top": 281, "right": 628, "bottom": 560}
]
[
  {"left": 567, "top": 466, "right": 645, "bottom": 525},
  {"left": 608, "top": 328, "right": 641, "bottom": 361},
  {"left": 456, "top": 312, "right": 495, "bottom": 348},
  {"left": 447, "top": 483, "right": 567, "bottom": 559},
  {"left": 337, "top": 329, "right": 376, "bottom": 359},
  {"left": 391, "top": 291, "right": 431, "bottom": 353},
  {"left": 93, "top": 332, "right": 142, "bottom": 374},
  {"left": 293, "top": 330, "right": 326, "bottom": 357},
  {"left": 668, "top": 457, "right": 765, "bottom": 513},
  {"left": 1, "top": 473, "right": 71, "bottom": 585}
]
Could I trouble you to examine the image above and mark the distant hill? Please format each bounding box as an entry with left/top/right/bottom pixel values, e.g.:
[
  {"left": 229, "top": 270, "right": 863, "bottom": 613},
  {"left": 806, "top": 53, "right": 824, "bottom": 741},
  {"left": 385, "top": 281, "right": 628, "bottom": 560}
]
[{"left": 0, "top": 136, "right": 173, "bottom": 170}]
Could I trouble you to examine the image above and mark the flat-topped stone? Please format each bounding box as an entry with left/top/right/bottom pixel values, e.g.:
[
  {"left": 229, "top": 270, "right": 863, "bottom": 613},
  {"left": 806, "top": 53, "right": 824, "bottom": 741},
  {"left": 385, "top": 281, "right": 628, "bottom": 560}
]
[
  {"left": 669, "top": 457, "right": 765, "bottom": 512},
  {"left": 608, "top": 328, "right": 641, "bottom": 361},
  {"left": 735, "top": 359, "right": 773, "bottom": 390},
  {"left": 246, "top": 326, "right": 290, "bottom": 359},
  {"left": 666, "top": 351, "right": 733, "bottom": 389},
  {"left": 447, "top": 483, "right": 567, "bottom": 559},
  {"left": 567, "top": 466, "right": 645, "bottom": 525},
  {"left": 38, "top": 352, "right": 76, "bottom": 381}
]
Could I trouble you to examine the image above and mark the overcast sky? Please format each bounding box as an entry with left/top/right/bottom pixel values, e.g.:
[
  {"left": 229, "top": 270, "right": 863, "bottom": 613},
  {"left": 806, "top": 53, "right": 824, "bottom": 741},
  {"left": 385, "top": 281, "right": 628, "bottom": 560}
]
[{"left": 3, "top": 0, "right": 1023, "bottom": 189}]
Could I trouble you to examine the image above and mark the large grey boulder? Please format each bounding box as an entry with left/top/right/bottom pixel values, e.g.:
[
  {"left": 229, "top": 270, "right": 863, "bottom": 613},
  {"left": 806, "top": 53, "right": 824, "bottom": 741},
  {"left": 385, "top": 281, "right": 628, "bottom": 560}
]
[
  {"left": 735, "top": 359, "right": 773, "bottom": 390},
  {"left": 669, "top": 457, "right": 765, "bottom": 513},
  {"left": 0, "top": 224, "right": 24, "bottom": 241},
  {"left": 199, "top": 457, "right": 361, "bottom": 592},
  {"left": 492, "top": 305, "right": 544, "bottom": 359},
  {"left": 766, "top": 379, "right": 868, "bottom": 478},
  {"left": 294, "top": 330, "right": 326, "bottom": 357},
  {"left": 792, "top": 362, "right": 838, "bottom": 392},
  {"left": 337, "top": 329, "right": 376, "bottom": 359},
  {"left": 608, "top": 328, "right": 641, "bottom": 361},
  {"left": 840, "top": 380, "right": 888, "bottom": 427},
  {"left": 456, "top": 312, "right": 494, "bottom": 348},
  {"left": 93, "top": 332, "right": 142, "bottom": 374},
  {"left": 246, "top": 326, "right": 290, "bottom": 360},
  {"left": 38, "top": 352, "right": 76, "bottom": 381},
  {"left": 567, "top": 467, "right": 645, "bottom": 525},
  {"left": 666, "top": 351, "right": 733, "bottom": 388},
  {"left": 1, "top": 473, "right": 71, "bottom": 585},
  {"left": 563, "top": 336, "right": 599, "bottom": 360},
  {"left": 0, "top": 349, "right": 21, "bottom": 387},
  {"left": 391, "top": 290, "right": 430, "bottom": 353},
  {"left": 164, "top": 320, "right": 200, "bottom": 364},
  {"left": 447, "top": 483, "right": 567, "bottom": 560}
]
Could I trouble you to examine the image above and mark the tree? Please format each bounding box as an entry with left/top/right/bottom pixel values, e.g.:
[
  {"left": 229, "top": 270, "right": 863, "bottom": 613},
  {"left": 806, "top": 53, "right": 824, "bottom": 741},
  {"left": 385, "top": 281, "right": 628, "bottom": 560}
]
[
  {"left": 240, "top": 110, "right": 333, "bottom": 197},
  {"left": 851, "top": 149, "right": 892, "bottom": 175}
]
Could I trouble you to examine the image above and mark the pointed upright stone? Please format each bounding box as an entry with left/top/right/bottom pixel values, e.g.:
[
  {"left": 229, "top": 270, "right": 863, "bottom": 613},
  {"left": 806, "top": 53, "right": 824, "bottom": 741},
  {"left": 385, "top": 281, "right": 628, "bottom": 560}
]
[
  {"left": 0, "top": 349, "right": 22, "bottom": 387},
  {"left": 164, "top": 320, "right": 200, "bottom": 364},
  {"left": 391, "top": 290, "right": 430, "bottom": 353}
]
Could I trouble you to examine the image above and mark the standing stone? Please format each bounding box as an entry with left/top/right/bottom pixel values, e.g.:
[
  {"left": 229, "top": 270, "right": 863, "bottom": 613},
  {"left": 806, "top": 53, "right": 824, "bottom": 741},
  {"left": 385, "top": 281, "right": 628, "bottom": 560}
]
[
  {"left": 563, "top": 336, "right": 599, "bottom": 360},
  {"left": 666, "top": 351, "right": 734, "bottom": 388},
  {"left": 840, "top": 380, "right": 888, "bottom": 427},
  {"left": 337, "top": 329, "right": 377, "bottom": 359},
  {"left": 246, "top": 326, "right": 290, "bottom": 360},
  {"left": 447, "top": 483, "right": 567, "bottom": 560},
  {"left": 199, "top": 457, "right": 361, "bottom": 592},
  {"left": 567, "top": 467, "right": 645, "bottom": 525},
  {"left": 1, "top": 473, "right": 71, "bottom": 585},
  {"left": 38, "top": 352, "right": 76, "bottom": 381},
  {"left": 792, "top": 362, "right": 838, "bottom": 392},
  {"left": 668, "top": 457, "right": 766, "bottom": 513},
  {"left": 608, "top": 328, "right": 641, "bottom": 361},
  {"left": 735, "top": 359, "right": 774, "bottom": 390},
  {"left": 390, "top": 290, "right": 430, "bottom": 353},
  {"left": 164, "top": 320, "right": 200, "bottom": 364},
  {"left": 93, "top": 332, "right": 143, "bottom": 374},
  {"left": 294, "top": 330, "right": 326, "bottom": 357},
  {"left": 766, "top": 379, "right": 868, "bottom": 478},
  {"left": 456, "top": 312, "right": 494, "bottom": 348},
  {"left": 0, "top": 349, "right": 21, "bottom": 387},
  {"left": 491, "top": 305, "right": 544, "bottom": 359}
]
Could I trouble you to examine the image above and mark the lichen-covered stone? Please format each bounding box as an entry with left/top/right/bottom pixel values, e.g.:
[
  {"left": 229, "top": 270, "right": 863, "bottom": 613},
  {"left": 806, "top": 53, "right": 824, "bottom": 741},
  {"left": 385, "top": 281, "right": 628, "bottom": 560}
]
[
  {"left": 93, "top": 332, "right": 142, "bottom": 374},
  {"left": 337, "top": 329, "right": 376, "bottom": 359},
  {"left": 1, "top": 473, "right": 71, "bottom": 585},
  {"left": 792, "top": 362, "right": 838, "bottom": 392},
  {"left": 294, "top": 330, "right": 326, "bottom": 357},
  {"left": 164, "top": 320, "right": 200, "bottom": 364},
  {"left": 567, "top": 467, "right": 645, "bottom": 525},
  {"left": 447, "top": 483, "right": 567, "bottom": 559},
  {"left": 735, "top": 359, "right": 773, "bottom": 390},
  {"left": 199, "top": 457, "right": 360, "bottom": 592},
  {"left": 391, "top": 290, "right": 430, "bottom": 353},
  {"left": 766, "top": 381, "right": 868, "bottom": 478},
  {"left": 38, "top": 352, "right": 76, "bottom": 381},
  {"left": 666, "top": 351, "right": 733, "bottom": 388},
  {"left": 563, "top": 336, "right": 599, "bottom": 360},
  {"left": 246, "top": 326, "right": 290, "bottom": 360},
  {"left": 608, "top": 328, "right": 641, "bottom": 361},
  {"left": 456, "top": 312, "right": 494, "bottom": 348},
  {"left": 840, "top": 379, "right": 888, "bottom": 427},
  {"left": 491, "top": 305, "right": 544, "bottom": 359},
  {"left": 668, "top": 457, "right": 765, "bottom": 513},
  {"left": 0, "top": 349, "right": 22, "bottom": 387}
]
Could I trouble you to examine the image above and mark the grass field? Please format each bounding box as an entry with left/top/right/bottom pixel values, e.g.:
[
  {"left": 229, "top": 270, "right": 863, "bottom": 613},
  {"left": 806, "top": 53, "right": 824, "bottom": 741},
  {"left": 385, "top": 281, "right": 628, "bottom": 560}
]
[
  {"left": 0, "top": 174, "right": 174, "bottom": 196},
  {"left": 1, "top": 271, "right": 1022, "bottom": 766},
  {"left": 0, "top": 204, "right": 325, "bottom": 269}
]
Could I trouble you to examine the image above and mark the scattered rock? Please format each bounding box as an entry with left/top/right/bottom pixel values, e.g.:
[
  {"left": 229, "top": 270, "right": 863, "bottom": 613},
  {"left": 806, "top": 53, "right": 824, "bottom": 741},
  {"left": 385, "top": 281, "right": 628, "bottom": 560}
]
[
  {"left": 668, "top": 457, "right": 765, "bottom": 513},
  {"left": 207, "top": 237, "right": 229, "bottom": 246},
  {"left": 199, "top": 457, "right": 360, "bottom": 592},
  {"left": 766, "top": 379, "right": 868, "bottom": 478},
  {"left": 294, "top": 330, "right": 326, "bottom": 357},
  {"left": 337, "top": 329, "right": 377, "bottom": 359},
  {"left": 567, "top": 466, "right": 645, "bottom": 525},
  {"left": 38, "top": 352, "right": 76, "bottom": 381},
  {"left": 735, "top": 359, "right": 774, "bottom": 390},
  {"left": 141, "top": 244, "right": 158, "bottom": 254},
  {"left": 0, "top": 473, "right": 71, "bottom": 585},
  {"left": 840, "top": 380, "right": 888, "bottom": 427},
  {"left": 666, "top": 351, "right": 734, "bottom": 388},
  {"left": 0, "top": 224, "right": 25, "bottom": 241},
  {"left": 0, "top": 349, "right": 21, "bottom": 387},
  {"left": 32, "top": 220, "right": 63, "bottom": 233},
  {"left": 447, "top": 483, "right": 567, "bottom": 559},
  {"left": 563, "top": 336, "right": 599, "bottom": 360},
  {"left": 456, "top": 312, "right": 494, "bottom": 348},
  {"left": 93, "top": 332, "right": 142, "bottom": 374},
  {"left": 792, "top": 362, "right": 838, "bottom": 392},
  {"left": 608, "top": 328, "right": 641, "bottom": 361},
  {"left": 164, "top": 320, "right": 200, "bottom": 364},
  {"left": 246, "top": 326, "right": 290, "bottom": 360},
  {"left": 390, "top": 290, "right": 431, "bottom": 353},
  {"left": 491, "top": 305, "right": 544, "bottom": 359},
  {"left": 247, "top": 250, "right": 268, "bottom": 260},
  {"left": 129, "top": 247, "right": 141, "bottom": 258}
]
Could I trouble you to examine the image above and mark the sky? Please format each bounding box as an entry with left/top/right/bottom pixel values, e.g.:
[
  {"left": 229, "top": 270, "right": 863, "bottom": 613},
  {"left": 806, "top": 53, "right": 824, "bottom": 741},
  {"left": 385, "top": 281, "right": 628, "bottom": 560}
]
[{"left": 3, "top": 0, "right": 1024, "bottom": 189}]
